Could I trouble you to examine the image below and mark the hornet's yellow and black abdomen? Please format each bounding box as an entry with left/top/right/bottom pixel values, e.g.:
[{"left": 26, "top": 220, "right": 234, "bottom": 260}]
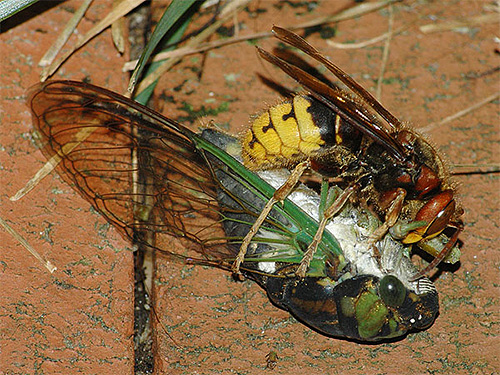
[{"left": 241, "top": 95, "right": 341, "bottom": 169}]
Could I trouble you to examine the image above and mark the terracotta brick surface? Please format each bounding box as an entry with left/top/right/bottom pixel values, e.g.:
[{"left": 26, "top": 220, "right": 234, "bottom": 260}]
[{"left": 1, "top": 1, "right": 498, "bottom": 374}]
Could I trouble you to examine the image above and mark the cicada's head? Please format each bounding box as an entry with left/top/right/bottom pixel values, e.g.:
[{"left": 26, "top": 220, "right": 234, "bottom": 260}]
[{"left": 265, "top": 273, "right": 438, "bottom": 342}]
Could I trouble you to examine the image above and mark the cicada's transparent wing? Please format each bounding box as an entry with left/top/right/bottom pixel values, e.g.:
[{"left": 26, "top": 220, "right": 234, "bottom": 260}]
[
  {"left": 28, "top": 80, "right": 342, "bottom": 275},
  {"left": 29, "top": 80, "right": 227, "bottom": 260}
]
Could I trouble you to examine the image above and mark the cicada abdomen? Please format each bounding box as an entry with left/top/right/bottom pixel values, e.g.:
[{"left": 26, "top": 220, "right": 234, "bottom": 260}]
[{"left": 204, "top": 128, "right": 439, "bottom": 341}]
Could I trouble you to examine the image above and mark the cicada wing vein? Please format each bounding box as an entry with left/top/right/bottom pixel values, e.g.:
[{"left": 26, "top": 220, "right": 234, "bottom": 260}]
[
  {"left": 27, "top": 80, "right": 340, "bottom": 275},
  {"left": 28, "top": 81, "right": 228, "bottom": 259}
]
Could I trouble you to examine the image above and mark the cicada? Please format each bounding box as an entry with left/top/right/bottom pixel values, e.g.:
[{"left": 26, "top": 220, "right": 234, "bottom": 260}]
[
  {"left": 28, "top": 80, "right": 439, "bottom": 341},
  {"left": 239, "top": 26, "right": 463, "bottom": 279}
]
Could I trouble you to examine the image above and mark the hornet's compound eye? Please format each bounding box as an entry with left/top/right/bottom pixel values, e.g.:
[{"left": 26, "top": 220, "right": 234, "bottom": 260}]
[{"left": 379, "top": 275, "right": 406, "bottom": 308}]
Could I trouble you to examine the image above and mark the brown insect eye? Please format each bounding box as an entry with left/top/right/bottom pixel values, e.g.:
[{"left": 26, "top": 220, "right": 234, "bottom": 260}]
[
  {"left": 415, "top": 190, "right": 455, "bottom": 237},
  {"left": 415, "top": 165, "right": 441, "bottom": 197}
]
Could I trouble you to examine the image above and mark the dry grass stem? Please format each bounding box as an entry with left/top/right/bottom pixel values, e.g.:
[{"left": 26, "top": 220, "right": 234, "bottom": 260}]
[
  {"left": 0, "top": 216, "right": 57, "bottom": 273},
  {"left": 41, "top": 0, "right": 146, "bottom": 81},
  {"left": 131, "top": 0, "right": 251, "bottom": 93},
  {"left": 421, "top": 92, "right": 500, "bottom": 132},
  {"left": 125, "top": 0, "right": 397, "bottom": 73},
  {"left": 38, "top": 0, "right": 93, "bottom": 68},
  {"left": 112, "top": 0, "right": 126, "bottom": 54},
  {"left": 375, "top": 4, "right": 393, "bottom": 100},
  {"left": 11, "top": 127, "right": 98, "bottom": 201},
  {"left": 420, "top": 13, "right": 498, "bottom": 34}
]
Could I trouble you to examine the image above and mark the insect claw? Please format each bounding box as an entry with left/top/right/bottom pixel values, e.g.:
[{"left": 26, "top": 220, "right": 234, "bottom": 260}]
[
  {"left": 232, "top": 272, "right": 245, "bottom": 282},
  {"left": 296, "top": 183, "right": 357, "bottom": 278}
]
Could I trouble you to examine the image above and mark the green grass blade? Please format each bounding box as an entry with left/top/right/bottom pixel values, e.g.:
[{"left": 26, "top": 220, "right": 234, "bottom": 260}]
[
  {"left": 0, "top": 0, "right": 38, "bottom": 22},
  {"left": 133, "top": 18, "right": 191, "bottom": 105},
  {"left": 129, "top": 0, "right": 197, "bottom": 92},
  {"left": 193, "top": 133, "right": 343, "bottom": 258}
]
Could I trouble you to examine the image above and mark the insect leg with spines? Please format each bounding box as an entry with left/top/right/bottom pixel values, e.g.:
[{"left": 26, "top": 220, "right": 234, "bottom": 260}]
[
  {"left": 231, "top": 161, "right": 309, "bottom": 276},
  {"left": 296, "top": 181, "right": 357, "bottom": 278}
]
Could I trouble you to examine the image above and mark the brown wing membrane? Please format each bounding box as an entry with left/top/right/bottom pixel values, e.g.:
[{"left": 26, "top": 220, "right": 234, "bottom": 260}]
[
  {"left": 258, "top": 29, "right": 406, "bottom": 161},
  {"left": 28, "top": 80, "right": 231, "bottom": 261},
  {"left": 271, "top": 26, "right": 404, "bottom": 134}
]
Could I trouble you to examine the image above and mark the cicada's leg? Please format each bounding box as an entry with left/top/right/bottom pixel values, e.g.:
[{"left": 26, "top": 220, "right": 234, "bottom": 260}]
[
  {"left": 295, "top": 183, "right": 357, "bottom": 278},
  {"left": 231, "top": 161, "right": 309, "bottom": 275}
]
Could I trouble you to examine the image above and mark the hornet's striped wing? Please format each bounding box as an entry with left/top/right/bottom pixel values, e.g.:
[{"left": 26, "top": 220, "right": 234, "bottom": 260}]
[{"left": 257, "top": 26, "right": 407, "bottom": 161}]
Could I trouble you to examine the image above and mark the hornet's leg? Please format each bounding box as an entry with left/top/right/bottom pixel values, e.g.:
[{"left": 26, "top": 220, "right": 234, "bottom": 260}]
[
  {"left": 409, "top": 222, "right": 463, "bottom": 281},
  {"left": 295, "top": 183, "right": 358, "bottom": 278},
  {"left": 368, "top": 188, "right": 407, "bottom": 247},
  {"left": 231, "top": 161, "right": 309, "bottom": 275}
]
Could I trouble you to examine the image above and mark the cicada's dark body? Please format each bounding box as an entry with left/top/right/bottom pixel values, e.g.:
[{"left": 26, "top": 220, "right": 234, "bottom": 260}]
[
  {"left": 204, "top": 129, "right": 438, "bottom": 340},
  {"left": 28, "top": 80, "right": 438, "bottom": 341}
]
